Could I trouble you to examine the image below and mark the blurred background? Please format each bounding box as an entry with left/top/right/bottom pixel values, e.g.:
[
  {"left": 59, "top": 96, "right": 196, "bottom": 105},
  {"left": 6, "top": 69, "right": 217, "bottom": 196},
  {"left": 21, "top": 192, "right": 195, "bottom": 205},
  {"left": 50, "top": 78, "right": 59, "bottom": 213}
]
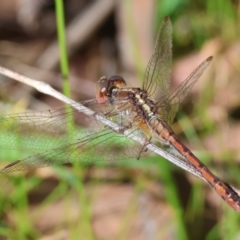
[{"left": 0, "top": 0, "right": 240, "bottom": 239}]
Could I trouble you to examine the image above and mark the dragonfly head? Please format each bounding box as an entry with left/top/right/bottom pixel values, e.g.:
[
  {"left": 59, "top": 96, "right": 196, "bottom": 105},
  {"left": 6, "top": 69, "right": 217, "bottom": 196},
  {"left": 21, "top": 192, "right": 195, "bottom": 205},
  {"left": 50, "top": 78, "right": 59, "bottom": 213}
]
[{"left": 96, "top": 75, "right": 126, "bottom": 104}]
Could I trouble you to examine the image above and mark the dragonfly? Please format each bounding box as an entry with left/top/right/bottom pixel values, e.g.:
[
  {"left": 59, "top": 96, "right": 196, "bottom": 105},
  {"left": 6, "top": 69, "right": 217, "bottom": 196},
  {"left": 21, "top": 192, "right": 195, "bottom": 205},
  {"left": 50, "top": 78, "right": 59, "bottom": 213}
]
[{"left": 0, "top": 17, "right": 240, "bottom": 213}]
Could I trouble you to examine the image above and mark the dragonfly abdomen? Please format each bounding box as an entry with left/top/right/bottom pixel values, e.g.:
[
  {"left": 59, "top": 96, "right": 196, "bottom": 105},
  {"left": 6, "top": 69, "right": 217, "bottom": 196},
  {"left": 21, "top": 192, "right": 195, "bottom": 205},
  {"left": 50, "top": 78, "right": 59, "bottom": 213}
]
[{"left": 148, "top": 116, "right": 240, "bottom": 212}]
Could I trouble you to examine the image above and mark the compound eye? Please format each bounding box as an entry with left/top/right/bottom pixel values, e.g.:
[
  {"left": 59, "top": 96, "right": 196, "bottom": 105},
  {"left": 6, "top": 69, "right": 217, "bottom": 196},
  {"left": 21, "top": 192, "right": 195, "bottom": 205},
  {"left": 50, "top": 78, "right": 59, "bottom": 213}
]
[
  {"left": 108, "top": 75, "right": 124, "bottom": 81},
  {"left": 96, "top": 76, "right": 109, "bottom": 104},
  {"left": 96, "top": 76, "right": 108, "bottom": 92},
  {"left": 97, "top": 76, "right": 107, "bottom": 84},
  {"left": 108, "top": 75, "right": 126, "bottom": 88}
]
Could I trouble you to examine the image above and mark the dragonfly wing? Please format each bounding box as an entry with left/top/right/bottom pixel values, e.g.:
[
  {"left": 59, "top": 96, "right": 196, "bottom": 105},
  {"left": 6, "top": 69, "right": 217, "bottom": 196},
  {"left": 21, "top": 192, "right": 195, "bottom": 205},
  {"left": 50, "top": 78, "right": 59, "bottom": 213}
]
[
  {"left": 0, "top": 100, "right": 146, "bottom": 172},
  {"left": 143, "top": 16, "right": 172, "bottom": 103},
  {"left": 0, "top": 99, "right": 113, "bottom": 151},
  {"left": 0, "top": 127, "right": 144, "bottom": 173},
  {"left": 157, "top": 56, "right": 213, "bottom": 124}
]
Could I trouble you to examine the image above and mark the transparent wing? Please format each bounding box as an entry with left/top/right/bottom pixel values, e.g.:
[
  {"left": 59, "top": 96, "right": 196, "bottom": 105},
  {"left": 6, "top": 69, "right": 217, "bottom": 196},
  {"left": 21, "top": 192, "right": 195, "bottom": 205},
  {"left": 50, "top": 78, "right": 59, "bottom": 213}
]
[
  {"left": 142, "top": 16, "right": 172, "bottom": 103},
  {"left": 157, "top": 56, "right": 213, "bottom": 124},
  {"left": 0, "top": 100, "right": 144, "bottom": 173}
]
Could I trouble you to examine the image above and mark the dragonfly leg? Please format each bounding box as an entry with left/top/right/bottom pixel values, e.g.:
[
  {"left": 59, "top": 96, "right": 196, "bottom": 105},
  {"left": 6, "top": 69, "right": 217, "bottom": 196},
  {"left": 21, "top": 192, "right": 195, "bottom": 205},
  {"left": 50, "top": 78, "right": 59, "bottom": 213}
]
[{"left": 137, "top": 135, "right": 152, "bottom": 160}]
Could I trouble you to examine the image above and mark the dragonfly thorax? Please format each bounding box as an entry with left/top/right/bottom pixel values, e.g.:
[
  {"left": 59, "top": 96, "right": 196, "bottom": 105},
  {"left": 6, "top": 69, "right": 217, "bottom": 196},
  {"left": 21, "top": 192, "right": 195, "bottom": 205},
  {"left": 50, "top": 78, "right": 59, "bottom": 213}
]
[
  {"left": 96, "top": 76, "right": 158, "bottom": 120},
  {"left": 126, "top": 88, "right": 158, "bottom": 120}
]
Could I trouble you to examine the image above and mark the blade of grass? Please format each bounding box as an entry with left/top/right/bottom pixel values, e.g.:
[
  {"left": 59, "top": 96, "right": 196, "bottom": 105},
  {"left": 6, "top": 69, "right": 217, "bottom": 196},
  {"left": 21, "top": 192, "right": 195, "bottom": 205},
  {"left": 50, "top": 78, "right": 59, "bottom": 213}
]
[
  {"left": 55, "top": 0, "right": 75, "bottom": 137},
  {"left": 54, "top": 1, "right": 94, "bottom": 238},
  {"left": 55, "top": 0, "right": 71, "bottom": 98},
  {"left": 13, "top": 177, "right": 38, "bottom": 239}
]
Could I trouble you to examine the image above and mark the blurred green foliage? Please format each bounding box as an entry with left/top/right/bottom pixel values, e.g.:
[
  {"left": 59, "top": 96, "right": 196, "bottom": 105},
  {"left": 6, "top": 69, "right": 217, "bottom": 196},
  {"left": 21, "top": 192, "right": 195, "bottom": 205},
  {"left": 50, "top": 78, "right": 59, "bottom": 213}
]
[{"left": 155, "top": 0, "right": 239, "bottom": 52}]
